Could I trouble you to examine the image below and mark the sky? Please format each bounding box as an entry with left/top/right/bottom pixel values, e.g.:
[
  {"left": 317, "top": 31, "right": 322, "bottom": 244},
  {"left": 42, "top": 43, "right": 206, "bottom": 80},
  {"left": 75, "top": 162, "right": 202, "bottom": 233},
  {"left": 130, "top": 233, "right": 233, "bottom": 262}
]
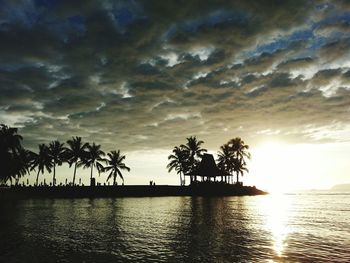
[{"left": 1, "top": 0, "right": 350, "bottom": 191}]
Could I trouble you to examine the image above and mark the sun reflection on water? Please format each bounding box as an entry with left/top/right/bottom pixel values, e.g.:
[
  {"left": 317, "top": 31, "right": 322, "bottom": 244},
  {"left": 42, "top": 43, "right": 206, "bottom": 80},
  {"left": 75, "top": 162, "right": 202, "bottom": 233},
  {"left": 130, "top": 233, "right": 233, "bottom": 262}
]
[{"left": 258, "top": 194, "right": 292, "bottom": 259}]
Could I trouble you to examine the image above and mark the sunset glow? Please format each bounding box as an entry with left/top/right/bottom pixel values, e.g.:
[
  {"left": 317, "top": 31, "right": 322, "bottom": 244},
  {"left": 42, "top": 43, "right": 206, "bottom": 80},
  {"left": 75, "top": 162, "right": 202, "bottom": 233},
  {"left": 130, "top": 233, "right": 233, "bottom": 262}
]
[{"left": 0, "top": 0, "right": 350, "bottom": 190}]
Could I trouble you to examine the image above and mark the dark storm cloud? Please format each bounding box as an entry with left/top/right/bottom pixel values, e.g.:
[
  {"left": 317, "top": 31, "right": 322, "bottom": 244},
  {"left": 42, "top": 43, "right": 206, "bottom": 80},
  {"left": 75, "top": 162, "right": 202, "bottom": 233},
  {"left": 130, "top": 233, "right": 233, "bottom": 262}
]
[
  {"left": 1, "top": 0, "right": 350, "bottom": 151},
  {"left": 277, "top": 57, "right": 314, "bottom": 71}
]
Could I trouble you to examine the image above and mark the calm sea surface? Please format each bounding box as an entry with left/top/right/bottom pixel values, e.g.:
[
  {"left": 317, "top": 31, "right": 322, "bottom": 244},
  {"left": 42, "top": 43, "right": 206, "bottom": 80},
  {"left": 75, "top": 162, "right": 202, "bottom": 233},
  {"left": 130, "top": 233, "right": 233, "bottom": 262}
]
[{"left": 0, "top": 193, "right": 349, "bottom": 262}]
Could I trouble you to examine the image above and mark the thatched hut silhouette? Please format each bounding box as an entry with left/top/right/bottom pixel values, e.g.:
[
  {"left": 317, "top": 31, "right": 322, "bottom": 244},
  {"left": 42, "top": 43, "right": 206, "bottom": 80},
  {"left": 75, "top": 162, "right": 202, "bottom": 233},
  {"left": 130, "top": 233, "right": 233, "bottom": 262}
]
[{"left": 188, "top": 153, "right": 223, "bottom": 183}]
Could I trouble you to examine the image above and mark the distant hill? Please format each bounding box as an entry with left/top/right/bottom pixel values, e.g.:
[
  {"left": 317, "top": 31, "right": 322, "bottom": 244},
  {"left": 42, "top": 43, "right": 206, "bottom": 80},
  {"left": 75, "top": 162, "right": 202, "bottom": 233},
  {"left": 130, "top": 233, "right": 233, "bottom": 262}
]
[{"left": 331, "top": 184, "right": 350, "bottom": 191}]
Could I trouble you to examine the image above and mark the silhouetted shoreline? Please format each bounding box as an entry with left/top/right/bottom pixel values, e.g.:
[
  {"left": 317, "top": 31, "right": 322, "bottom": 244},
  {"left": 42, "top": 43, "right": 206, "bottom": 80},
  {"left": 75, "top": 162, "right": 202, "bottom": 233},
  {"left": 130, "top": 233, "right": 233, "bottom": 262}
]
[{"left": 0, "top": 183, "right": 267, "bottom": 199}]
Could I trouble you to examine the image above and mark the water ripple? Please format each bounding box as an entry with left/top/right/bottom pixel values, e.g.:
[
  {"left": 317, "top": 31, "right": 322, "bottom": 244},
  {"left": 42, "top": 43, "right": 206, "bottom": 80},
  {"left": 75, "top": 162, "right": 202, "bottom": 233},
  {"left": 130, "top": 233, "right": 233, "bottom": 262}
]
[{"left": 0, "top": 194, "right": 349, "bottom": 262}]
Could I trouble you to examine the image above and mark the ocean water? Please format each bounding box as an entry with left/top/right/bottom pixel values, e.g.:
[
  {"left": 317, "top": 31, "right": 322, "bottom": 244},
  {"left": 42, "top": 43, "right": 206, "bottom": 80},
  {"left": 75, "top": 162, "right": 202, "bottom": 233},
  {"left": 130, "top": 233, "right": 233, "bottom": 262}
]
[{"left": 0, "top": 193, "right": 349, "bottom": 262}]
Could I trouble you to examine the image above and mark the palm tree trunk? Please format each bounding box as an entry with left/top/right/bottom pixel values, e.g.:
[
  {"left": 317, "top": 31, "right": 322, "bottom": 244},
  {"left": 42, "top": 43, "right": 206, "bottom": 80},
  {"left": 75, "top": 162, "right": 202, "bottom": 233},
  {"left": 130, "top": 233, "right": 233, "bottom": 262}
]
[
  {"left": 53, "top": 163, "right": 56, "bottom": 186},
  {"left": 90, "top": 165, "right": 93, "bottom": 180},
  {"left": 113, "top": 173, "right": 116, "bottom": 186},
  {"left": 179, "top": 172, "right": 182, "bottom": 186},
  {"left": 36, "top": 170, "right": 40, "bottom": 186},
  {"left": 72, "top": 162, "right": 77, "bottom": 185},
  {"left": 236, "top": 172, "right": 239, "bottom": 184}
]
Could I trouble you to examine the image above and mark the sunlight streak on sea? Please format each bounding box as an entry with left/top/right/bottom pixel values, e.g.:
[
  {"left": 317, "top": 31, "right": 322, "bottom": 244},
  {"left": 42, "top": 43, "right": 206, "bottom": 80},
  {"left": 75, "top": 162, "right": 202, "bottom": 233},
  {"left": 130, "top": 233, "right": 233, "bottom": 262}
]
[{"left": 257, "top": 194, "right": 291, "bottom": 258}]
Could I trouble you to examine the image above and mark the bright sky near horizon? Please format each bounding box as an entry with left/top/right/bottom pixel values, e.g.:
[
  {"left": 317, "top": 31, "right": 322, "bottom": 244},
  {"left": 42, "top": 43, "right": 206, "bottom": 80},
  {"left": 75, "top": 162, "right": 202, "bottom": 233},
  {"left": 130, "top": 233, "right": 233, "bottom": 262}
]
[{"left": 1, "top": 0, "right": 350, "bottom": 191}]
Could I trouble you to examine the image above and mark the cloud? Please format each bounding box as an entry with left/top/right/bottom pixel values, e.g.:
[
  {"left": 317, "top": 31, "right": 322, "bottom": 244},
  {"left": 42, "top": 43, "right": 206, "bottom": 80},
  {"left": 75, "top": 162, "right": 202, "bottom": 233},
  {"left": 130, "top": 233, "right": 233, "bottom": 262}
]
[{"left": 1, "top": 0, "right": 350, "bottom": 153}]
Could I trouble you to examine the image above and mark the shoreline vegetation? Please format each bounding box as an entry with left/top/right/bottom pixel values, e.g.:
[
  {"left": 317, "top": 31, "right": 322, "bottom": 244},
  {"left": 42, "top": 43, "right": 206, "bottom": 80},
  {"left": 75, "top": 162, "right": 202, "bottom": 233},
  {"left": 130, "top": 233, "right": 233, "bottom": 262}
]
[{"left": 1, "top": 123, "right": 267, "bottom": 198}]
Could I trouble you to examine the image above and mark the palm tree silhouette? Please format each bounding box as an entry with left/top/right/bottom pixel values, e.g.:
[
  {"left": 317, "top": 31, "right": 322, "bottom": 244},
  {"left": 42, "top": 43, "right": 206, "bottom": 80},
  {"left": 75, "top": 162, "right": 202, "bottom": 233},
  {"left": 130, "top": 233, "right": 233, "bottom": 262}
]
[
  {"left": 13, "top": 148, "right": 34, "bottom": 185},
  {"left": 0, "top": 124, "right": 25, "bottom": 184},
  {"left": 104, "top": 150, "right": 130, "bottom": 185},
  {"left": 167, "top": 146, "right": 189, "bottom": 185},
  {"left": 65, "top": 137, "right": 88, "bottom": 185},
  {"left": 232, "top": 157, "right": 249, "bottom": 184},
  {"left": 48, "top": 140, "right": 65, "bottom": 186},
  {"left": 217, "top": 138, "right": 251, "bottom": 184},
  {"left": 228, "top": 137, "right": 251, "bottom": 160},
  {"left": 30, "top": 144, "right": 53, "bottom": 186},
  {"left": 0, "top": 124, "right": 23, "bottom": 153},
  {"left": 217, "top": 144, "right": 232, "bottom": 183},
  {"left": 181, "top": 136, "right": 207, "bottom": 183},
  {"left": 83, "top": 143, "right": 105, "bottom": 185},
  {"left": 228, "top": 138, "right": 250, "bottom": 184}
]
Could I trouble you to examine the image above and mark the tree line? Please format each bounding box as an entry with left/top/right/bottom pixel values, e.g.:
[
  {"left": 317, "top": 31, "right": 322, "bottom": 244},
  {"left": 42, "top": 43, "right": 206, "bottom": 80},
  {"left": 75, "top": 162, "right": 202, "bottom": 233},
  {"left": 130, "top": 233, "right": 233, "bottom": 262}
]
[
  {"left": 0, "top": 124, "right": 130, "bottom": 186},
  {"left": 167, "top": 136, "right": 250, "bottom": 185},
  {"left": 1, "top": 124, "right": 250, "bottom": 187}
]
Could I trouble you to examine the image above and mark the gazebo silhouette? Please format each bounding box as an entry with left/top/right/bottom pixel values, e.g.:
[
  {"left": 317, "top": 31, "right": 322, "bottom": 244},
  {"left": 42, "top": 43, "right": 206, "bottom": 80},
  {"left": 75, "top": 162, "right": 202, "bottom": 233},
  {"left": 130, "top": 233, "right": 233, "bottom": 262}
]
[{"left": 189, "top": 153, "right": 223, "bottom": 183}]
